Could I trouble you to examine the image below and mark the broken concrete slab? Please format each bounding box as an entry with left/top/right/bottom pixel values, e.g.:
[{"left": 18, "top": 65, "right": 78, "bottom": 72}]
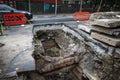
[
  {"left": 91, "top": 32, "right": 120, "bottom": 46},
  {"left": 90, "top": 25, "right": 120, "bottom": 36},
  {"left": 89, "top": 19, "right": 120, "bottom": 28},
  {"left": 78, "top": 24, "right": 120, "bottom": 36},
  {"left": 78, "top": 24, "right": 92, "bottom": 33},
  {"left": 89, "top": 12, "right": 120, "bottom": 21}
]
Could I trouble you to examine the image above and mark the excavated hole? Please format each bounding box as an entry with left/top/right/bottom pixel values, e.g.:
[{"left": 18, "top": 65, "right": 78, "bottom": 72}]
[
  {"left": 34, "top": 29, "right": 79, "bottom": 57},
  {"left": 31, "top": 29, "right": 89, "bottom": 80},
  {"left": 1, "top": 27, "right": 90, "bottom": 80}
]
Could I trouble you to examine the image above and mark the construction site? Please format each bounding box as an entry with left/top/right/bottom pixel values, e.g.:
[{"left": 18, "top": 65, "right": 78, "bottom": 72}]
[{"left": 0, "top": 12, "right": 120, "bottom": 80}]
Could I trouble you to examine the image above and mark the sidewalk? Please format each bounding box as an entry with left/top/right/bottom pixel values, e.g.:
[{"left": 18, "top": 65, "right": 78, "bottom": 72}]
[
  {"left": 0, "top": 25, "right": 35, "bottom": 74},
  {"left": 33, "top": 14, "right": 73, "bottom": 19},
  {"left": 32, "top": 14, "right": 73, "bottom": 20},
  {"left": 32, "top": 14, "right": 74, "bottom": 23}
]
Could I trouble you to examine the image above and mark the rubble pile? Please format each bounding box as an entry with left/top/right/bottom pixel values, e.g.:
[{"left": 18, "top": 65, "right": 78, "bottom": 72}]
[
  {"left": 0, "top": 71, "right": 17, "bottom": 80},
  {"left": 32, "top": 26, "right": 83, "bottom": 80},
  {"left": 78, "top": 12, "right": 120, "bottom": 80},
  {"left": 2, "top": 12, "right": 119, "bottom": 80},
  {"left": 31, "top": 15, "right": 120, "bottom": 80}
]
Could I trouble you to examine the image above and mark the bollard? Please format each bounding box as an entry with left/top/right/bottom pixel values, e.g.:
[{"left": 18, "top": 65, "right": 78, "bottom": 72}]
[{"left": 0, "top": 21, "right": 4, "bottom": 36}]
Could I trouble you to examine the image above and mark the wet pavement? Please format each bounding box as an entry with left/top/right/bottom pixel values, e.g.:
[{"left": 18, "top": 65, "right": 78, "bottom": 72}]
[
  {"left": 0, "top": 24, "right": 35, "bottom": 74},
  {"left": 0, "top": 14, "right": 75, "bottom": 75}
]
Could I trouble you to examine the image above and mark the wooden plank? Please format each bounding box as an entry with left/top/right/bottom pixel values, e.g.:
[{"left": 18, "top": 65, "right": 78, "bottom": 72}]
[
  {"left": 89, "top": 19, "right": 120, "bottom": 28},
  {"left": 91, "top": 32, "right": 120, "bottom": 46}
]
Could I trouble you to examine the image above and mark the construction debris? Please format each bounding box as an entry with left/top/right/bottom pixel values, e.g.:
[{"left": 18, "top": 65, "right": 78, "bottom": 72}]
[
  {"left": 31, "top": 20, "right": 120, "bottom": 80},
  {"left": 33, "top": 29, "right": 81, "bottom": 74},
  {"left": 32, "top": 24, "right": 85, "bottom": 80},
  {"left": 0, "top": 71, "right": 17, "bottom": 80},
  {"left": 89, "top": 12, "right": 120, "bottom": 21},
  {"left": 89, "top": 19, "right": 120, "bottom": 28},
  {"left": 78, "top": 12, "right": 120, "bottom": 80},
  {"left": 78, "top": 24, "right": 120, "bottom": 36},
  {"left": 2, "top": 12, "right": 120, "bottom": 80}
]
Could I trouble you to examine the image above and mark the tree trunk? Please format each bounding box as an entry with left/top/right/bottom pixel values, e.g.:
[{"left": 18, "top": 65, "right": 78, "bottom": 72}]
[
  {"left": 55, "top": 0, "right": 57, "bottom": 15},
  {"left": 80, "top": 0, "right": 82, "bottom": 12}
]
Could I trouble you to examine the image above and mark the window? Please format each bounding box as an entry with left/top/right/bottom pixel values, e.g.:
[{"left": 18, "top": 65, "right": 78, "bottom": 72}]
[
  {"left": 0, "top": 6, "right": 11, "bottom": 10},
  {"left": 0, "top": 4, "right": 15, "bottom": 11}
]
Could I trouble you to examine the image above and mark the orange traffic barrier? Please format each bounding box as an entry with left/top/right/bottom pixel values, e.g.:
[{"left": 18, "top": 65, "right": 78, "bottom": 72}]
[
  {"left": 73, "top": 12, "right": 90, "bottom": 21},
  {"left": 3, "top": 13, "right": 27, "bottom": 26}
]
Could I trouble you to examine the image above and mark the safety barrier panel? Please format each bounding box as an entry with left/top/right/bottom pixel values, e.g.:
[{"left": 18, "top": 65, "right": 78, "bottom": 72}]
[
  {"left": 73, "top": 12, "right": 90, "bottom": 21},
  {"left": 3, "top": 13, "right": 27, "bottom": 26}
]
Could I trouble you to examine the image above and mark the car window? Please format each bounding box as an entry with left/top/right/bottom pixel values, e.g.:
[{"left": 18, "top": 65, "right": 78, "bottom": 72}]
[
  {"left": 0, "top": 6, "right": 10, "bottom": 10},
  {"left": 0, "top": 5, "right": 15, "bottom": 11}
]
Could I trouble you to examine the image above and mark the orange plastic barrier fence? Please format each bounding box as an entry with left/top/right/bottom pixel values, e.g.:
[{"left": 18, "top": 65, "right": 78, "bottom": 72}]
[
  {"left": 3, "top": 13, "right": 27, "bottom": 26},
  {"left": 73, "top": 12, "right": 90, "bottom": 21}
]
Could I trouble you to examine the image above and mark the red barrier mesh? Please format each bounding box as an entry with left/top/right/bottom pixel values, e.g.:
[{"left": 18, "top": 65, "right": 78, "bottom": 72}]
[
  {"left": 3, "top": 13, "right": 27, "bottom": 26},
  {"left": 73, "top": 12, "right": 90, "bottom": 21}
]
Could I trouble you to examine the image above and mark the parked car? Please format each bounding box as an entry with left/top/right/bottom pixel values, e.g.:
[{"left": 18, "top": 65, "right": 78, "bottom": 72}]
[{"left": 0, "top": 4, "right": 33, "bottom": 21}]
